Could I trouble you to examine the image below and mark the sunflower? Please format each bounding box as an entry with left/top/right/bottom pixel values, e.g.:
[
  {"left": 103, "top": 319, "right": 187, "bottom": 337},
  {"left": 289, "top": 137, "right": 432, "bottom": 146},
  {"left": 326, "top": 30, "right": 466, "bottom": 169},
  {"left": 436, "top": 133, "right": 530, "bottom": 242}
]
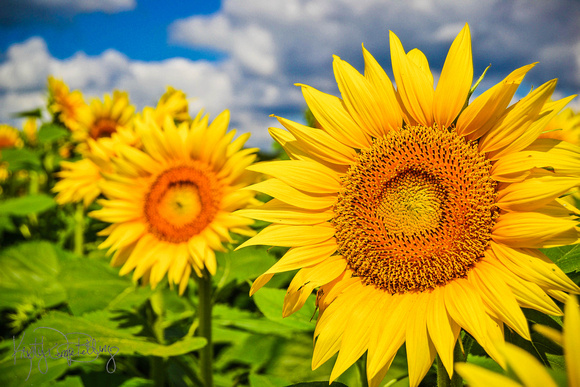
[
  {"left": 53, "top": 126, "right": 140, "bottom": 207},
  {"left": 153, "top": 86, "right": 191, "bottom": 124},
  {"left": 73, "top": 90, "right": 135, "bottom": 148},
  {"left": 456, "top": 295, "right": 579, "bottom": 387},
  {"left": 237, "top": 24, "right": 580, "bottom": 386},
  {"left": 89, "top": 110, "right": 258, "bottom": 294},
  {"left": 0, "top": 124, "right": 23, "bottom": 150},
  {"left": 47, "top": 76, "right": 91, "bottom": 132},
  {"left": 539, "top": 107, "right": 580, "bottom": 146}
]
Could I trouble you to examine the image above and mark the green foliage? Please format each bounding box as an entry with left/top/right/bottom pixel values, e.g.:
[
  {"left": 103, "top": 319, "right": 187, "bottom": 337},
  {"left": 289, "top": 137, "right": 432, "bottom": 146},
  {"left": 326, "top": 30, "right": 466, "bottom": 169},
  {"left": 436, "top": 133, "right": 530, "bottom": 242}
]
[
  {"left": 0, "top": 194, "right": 56, "bottom": 216},
  {"left": 542, "top": 244, "right": 580, "bottom": 273},
  {"left": 37, "top": 124, "right": 70, "bottom": 144}
]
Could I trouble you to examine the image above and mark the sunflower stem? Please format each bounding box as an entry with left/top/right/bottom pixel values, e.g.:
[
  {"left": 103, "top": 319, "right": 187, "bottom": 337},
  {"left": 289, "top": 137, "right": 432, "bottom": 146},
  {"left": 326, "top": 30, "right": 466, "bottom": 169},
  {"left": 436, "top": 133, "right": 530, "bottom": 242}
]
[
  {"left": 197, "top": 271, "right": 214, "bottom": 387},
  {"left": 357, "top": 354, "right": 369, "bottom": 387},
  {"left": 73, "top": 202, "right": 84, "bottom": 256},
  {"left": 149, "top": 290, "right": 166, "bottom": 386},
  {"left": 437, "top": 338, "right": 465, "bottom": 387}
]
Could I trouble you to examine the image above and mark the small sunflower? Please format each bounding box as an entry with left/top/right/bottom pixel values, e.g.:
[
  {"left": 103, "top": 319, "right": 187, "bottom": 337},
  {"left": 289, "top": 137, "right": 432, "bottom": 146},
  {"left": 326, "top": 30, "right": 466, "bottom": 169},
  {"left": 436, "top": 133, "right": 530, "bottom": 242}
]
[
  {"left": 90, "top": 110, "right": 258, "bottom": 294},
  {"left": 73, "top": 90, "right": 135, "bottom": 148},
  {"left": 456, "top": 295, "right": 580, "bottom": 387},
  {"left": 154, "top": 86, "right": 191, "bottom": 124},
  {"left": 22, "top": 118, "right": 38, "bottom": 146},
  {"left": 0, "top": 124, "right": 23, "bottom": 150},
  {"left": 47, "top": 76, "right": 91, "bottom": 132},
  {"left": 54, "top": 126, "right": 140, "bottom": 207},
  {"left": 238, "top": 23, "right": 580, "bottom": 386}
]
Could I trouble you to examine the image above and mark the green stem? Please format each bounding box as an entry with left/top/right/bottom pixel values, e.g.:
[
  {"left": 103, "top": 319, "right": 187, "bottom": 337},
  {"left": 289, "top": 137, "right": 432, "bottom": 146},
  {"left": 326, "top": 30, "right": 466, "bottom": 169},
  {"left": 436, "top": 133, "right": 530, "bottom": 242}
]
[
  {"left": 437, "top": 337, "right": 465, "bottom": 387},
  {"left": 357, "top": 354, "right": 369, "bottom": 387},
  {"left": 197, "top": 271, "right": 214, "bottom": 387},
  {"left": 28, "top": 171, "right": 39, "bottom": 226},
  {"left": 73, "top": 202, "right": 84, "bottom": 256},
  {"left": 149, "top": 290, "right": 166, "bottom": 386}
]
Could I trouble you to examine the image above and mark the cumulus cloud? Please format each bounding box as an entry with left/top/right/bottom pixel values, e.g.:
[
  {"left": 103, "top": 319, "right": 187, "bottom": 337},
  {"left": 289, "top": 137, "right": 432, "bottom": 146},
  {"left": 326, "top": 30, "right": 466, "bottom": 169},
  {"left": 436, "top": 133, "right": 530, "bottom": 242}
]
[
  {"left": 1, "top": 0, "right": 580, "bottom": 151},
  {"left": 0, "top": 37, "right": 279, "bottom": 148}
]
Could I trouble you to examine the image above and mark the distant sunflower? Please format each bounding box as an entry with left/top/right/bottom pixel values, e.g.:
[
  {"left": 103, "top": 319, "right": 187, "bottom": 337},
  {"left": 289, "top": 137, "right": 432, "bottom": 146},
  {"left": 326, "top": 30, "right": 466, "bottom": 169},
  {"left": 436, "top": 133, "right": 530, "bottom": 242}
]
[
  {"left": 456, "top": 295, "right": 580, "bottom": 387},
  {"left": 54, "top": 126, "right": 140, "bottom": 207},
  {"left": 47, "top": 76, "right": 91, "bottom": 132},
  {"left": 73, "top": 90, "right": 135, "bottom": 146},
  {"left": 90, "top": 110, "right": 258, "bottom": 294},
  {"left": 154, "top": 86, "right": 191, "bottom": 124},
  {"left": 238, "top": 23, "right": 580, "bottom": 387},
  {"left": 0, "top": 124, "right": 23, "bottom": 150}
]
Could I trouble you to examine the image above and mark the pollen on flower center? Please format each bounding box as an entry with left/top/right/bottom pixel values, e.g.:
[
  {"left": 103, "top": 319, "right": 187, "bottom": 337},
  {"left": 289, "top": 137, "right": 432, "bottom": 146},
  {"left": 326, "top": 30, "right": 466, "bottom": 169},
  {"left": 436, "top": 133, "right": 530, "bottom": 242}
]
[
  {"left": 378, "top": 170, "right": 445, "bottom": 235},
  {"left": 144, "top": 164, "right": 222, "bottom": 243},
  {"left": 333, "top": 125, "right": 498, "bottom": 294}
]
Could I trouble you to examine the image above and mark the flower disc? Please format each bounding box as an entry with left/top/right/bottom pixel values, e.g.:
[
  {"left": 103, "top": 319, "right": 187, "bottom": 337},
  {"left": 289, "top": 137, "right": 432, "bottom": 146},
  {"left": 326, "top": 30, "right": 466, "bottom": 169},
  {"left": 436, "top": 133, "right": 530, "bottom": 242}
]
[
  {"left": 145, "top": 164, "right": 222, "bottom": 243},
  {"left": 334, "top": 125, "right": 498, "bottom": 293}
]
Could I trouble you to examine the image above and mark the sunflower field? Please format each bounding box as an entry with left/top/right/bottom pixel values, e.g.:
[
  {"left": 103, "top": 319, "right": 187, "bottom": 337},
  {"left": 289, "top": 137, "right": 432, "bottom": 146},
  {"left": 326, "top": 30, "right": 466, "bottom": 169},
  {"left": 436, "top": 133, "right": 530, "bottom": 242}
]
[{"left": 1, "top": 23, "right": 580, "bottom": 387}]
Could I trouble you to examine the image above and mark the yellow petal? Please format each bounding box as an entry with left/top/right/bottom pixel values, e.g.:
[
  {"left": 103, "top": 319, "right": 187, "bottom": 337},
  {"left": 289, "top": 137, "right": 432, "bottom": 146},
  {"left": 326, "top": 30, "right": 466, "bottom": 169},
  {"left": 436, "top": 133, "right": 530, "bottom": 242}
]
[
  {"left": 492, "top": 211, "right": 580, "bottom": 248},
  {"left": 330, "top": 285, "right": 382, "bottom": 382},
  {"left": 237, "top": 223, "right": 335, "bottom": 249},
  {"left": 456, "top": 63, "right": 536, "bottom": 139},
  {"left": 426, "top": 286, "right": 460, "bottom": 379},
  {"left": 236, "top": 199, "right": 333, "bottom": 225},
  {"left": 406, "top": 294, "right": 437, "bottom": 387},
  {"left": 433, "top": 23, "right": 473, "bottom": 128},
  {"left": 455, "top": 362, "right": 524, "bottom": 387},
  {"left": 479, "top": 79, "right": 557, "bottom": 155},
  {"left": 333, "top": 55, "right": 389, "bottom": 138},
  {"left": 565, "top": 296, "right": 580, "bottom": 387},
  {"left": 390, "top": 31, "right": 434, "bottom": 127},
  {"left": 300, "top": 83, "right": 372, "bottom": 148},
  {"left": 264, "top": 239, "right": 337, "bottom": 275},
  {"left": 247, "top": 160, "right": 341, "bottom": 193},
  {"left": 362, "top": 45, "right": 403, "bottom": 133},
  {"left": 245, "top": 178, "right": 336, "bottom": 210},
  {"left": 503, "top": 344, "right": 557, "bottom": 387},
  {"left": 496, "top": 175, "right": 580, "bottom": 211},
  {"left": 490, "top": 243, "right": 580, "bottom": 294},
  {"left": 277, "top": 116, "right": 357, "bottom": 165},
  {"left": 470, "top": 260, "right": 530, "bottom": 340}
]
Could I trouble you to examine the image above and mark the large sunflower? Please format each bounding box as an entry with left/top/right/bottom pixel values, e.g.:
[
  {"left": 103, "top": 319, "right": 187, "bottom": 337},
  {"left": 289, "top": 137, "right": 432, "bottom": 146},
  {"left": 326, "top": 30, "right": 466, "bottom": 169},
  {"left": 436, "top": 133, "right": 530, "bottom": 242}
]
[
  {"left": 90, "top": 110, "right": 258, "bottom": 294},
  {"left": 238, "top": 24, "right": 580, "bottom": 386}
]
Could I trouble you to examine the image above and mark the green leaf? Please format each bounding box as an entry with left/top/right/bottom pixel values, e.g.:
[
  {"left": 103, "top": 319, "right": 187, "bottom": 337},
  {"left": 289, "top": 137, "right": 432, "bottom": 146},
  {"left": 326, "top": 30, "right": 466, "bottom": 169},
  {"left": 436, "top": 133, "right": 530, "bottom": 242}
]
[
  {"left": 11, "top": 107, "right": 43, "bottom": 119},
  {"left": 7, "top": 311, "right": 206, "bottom": 362},
  {"left": 213, "top": 304, "right": 301, "bottom": 338},
  {"left": 118, "top": 377, "right": 155, "bottom": 387},
  {"left": 0, "top": 214, "right": 16, "bottom": 232},
  {"left": 541, "top": 244, "right": 580, "bottom": 273},
  {"left": 57, "top": 257, "right": 134, "bottom": 315},
  {"left": 0, "top": 194, "right": 56, "bottom": 216},
  {"left": 252, "top": 287, "right": 316, "bottom": 332},
  {"left": 0, "top": 148, "right": 42, "bottom": 171},
  {"left": 0, "top": 241, "right": 67, "bottom": 309},
  {"left": 37, "top": 124, "right": 69, "bottom": 144},
  {"left": 214, "top": 246, "right": 277, "bottom": 286},
  {"left": 285, "top": 383, "right": 348, "bottom": 387},
  {"left": 215, "top": 334, "right": 280, "bottom": 371},
  {"left": 249, "top": 373, "right": 291, "bottom": 387},
  {"left": 0, "top": 354, "right": 69, "bottom": 387},
  {"left": 51, "top": 375, "right": 85, "bottom": 386}
]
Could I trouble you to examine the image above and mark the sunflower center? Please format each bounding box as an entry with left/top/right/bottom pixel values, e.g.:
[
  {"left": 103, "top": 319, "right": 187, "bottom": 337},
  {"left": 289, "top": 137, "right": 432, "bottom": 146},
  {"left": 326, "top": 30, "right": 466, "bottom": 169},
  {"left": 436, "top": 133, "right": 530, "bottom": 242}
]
[
  {"left": 90, "top": 118, "right": 118, "bottom": 139},
  {"left": 333, "top": 125, "right": 498, "bottom": 294},
  {"left": 144, "top": 164, "right": 222, "bottom": 243}
]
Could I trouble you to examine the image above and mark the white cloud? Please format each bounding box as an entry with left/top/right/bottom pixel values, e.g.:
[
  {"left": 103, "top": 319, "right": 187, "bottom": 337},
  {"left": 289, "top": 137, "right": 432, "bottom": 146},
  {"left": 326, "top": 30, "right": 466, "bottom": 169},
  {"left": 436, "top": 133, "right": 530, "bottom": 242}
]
[{"left": 2, "top": 0, "right": 580, "bottom": 151}]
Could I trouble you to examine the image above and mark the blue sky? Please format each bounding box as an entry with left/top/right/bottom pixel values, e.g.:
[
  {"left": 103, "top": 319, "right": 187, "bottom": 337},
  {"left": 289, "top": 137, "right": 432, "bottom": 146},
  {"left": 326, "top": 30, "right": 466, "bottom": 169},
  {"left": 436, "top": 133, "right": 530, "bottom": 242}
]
[{"left": 1, "top": 0, "right": 579, "bottom": 149}]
